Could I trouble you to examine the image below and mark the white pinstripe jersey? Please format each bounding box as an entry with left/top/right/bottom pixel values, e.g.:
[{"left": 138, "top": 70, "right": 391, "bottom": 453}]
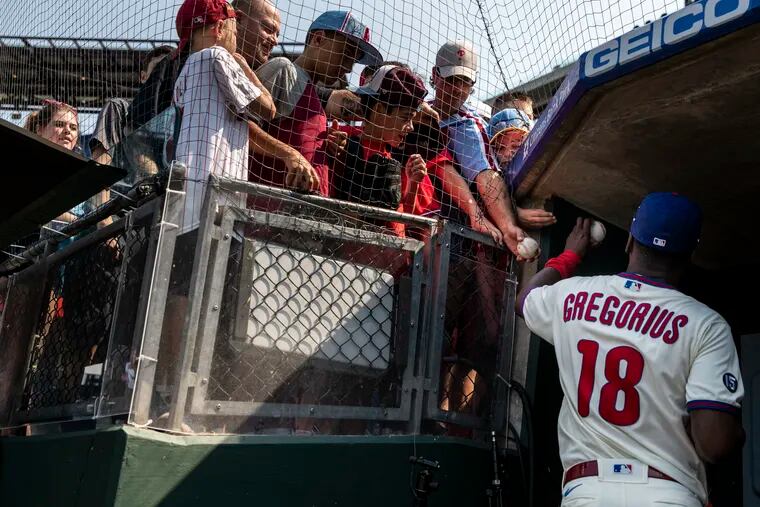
[
  {"left": 173, "top": 46, "right": 261, "bottom": 233},
  {"left": 523, "top": 273, "right": 743, "bottom": 503}
]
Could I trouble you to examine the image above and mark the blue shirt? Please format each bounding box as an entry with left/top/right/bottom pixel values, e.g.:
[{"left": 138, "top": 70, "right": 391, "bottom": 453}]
[{"left": 438, "top": 103, "right": 495, "bottom": 183}]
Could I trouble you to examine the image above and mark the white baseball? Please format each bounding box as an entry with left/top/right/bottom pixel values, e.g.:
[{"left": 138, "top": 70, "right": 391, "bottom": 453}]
[
  {"left": 517, "top": 237, "right": 539, "bottom": 258},
  {"left": 590, "top": 220, "right": 606, "bottom": 245}
]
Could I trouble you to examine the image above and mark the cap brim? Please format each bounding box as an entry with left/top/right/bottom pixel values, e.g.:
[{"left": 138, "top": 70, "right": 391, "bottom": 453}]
[
  {"left": 351, "top": 36, "right": 383, "bottom": 66},
  {"left": 352, "top": 85, "right": 379, "bottom": 96},
  {"left": 438, "top": 65, "right": 477, "bottom": 82}
]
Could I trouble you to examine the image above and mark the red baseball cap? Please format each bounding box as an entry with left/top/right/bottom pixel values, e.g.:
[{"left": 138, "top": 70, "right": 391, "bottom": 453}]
[{"left": 175, "top": 0, "right": 237, "bottom": 53}]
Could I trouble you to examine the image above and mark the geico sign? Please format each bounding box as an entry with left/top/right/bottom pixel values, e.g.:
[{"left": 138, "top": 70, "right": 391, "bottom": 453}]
[{"left": 584, "top": 0, "right": 750, "bottom": 77}]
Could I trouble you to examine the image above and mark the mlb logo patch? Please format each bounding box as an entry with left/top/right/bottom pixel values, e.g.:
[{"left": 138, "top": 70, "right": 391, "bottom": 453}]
[
  {"left": 624, "top": 280, "right": 641, "bottom": 292},
  {"left": 613, "top": 464, "right": 633, "bottom": 475},
  {"left": 653, "top": 237, "right": 667, "bottom": 247}
]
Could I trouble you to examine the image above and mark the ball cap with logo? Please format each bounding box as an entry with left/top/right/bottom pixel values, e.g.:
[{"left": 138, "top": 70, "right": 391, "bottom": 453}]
[
  {"left": 354, "top": 65, "right": 427, "bottom": 108},
  {"left": 175, "top": 0, "right": 237, "bottom": 54},
  {"left": 487, "top": 107, "right": 533, "bottom": 140},
  {"left": 308, "top": 11, "right": 383, "bottom": 66},
  {"left": 630, "top": 192, "right": 703, "bottom": 254},
  {"left": 435, "top": 40, "right": 478, "bottom": 82}
]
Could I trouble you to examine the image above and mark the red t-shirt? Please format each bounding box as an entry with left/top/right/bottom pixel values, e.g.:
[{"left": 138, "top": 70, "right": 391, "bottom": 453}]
[
  {"left": 341, "top": 129, "right": 440, "bottom": 219},
  {"left": 249, "top": 80, "right": 331, "bottom": 197},
  {"left": 405, "top": 151, "right": 446, "bottom": 217}
]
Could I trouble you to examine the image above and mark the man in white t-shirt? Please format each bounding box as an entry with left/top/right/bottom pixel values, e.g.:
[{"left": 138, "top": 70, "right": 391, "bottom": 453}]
[{"left": 516, "top": 193, "right": 745, "bottom": 506}]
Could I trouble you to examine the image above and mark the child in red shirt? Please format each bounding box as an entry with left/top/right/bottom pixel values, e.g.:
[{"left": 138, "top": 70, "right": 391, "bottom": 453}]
[{"left": 332, "top": 65, "right": 429, "bottom": 236}]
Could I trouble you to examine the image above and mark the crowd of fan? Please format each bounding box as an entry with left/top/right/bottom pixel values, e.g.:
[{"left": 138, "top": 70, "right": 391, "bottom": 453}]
[
  {"left": 11, "top": 0, "right": 564, "bottom": 428},
  {"left": 21, "top": 0, "right": 558, "bottom": 260}
]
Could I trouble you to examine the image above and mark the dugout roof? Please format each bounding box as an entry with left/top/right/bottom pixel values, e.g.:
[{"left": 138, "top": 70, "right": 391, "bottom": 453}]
[
  {"left": 509, "top": 0, "right": 760, "bottom": 269},
  {"left": 0, "top": 118, "right": 126, "bottom": 251}
]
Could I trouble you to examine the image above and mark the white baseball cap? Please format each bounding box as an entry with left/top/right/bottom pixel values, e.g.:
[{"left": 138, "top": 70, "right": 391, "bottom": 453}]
[{"left": 435, "top": 40, "right": 478, "bottom": 82}]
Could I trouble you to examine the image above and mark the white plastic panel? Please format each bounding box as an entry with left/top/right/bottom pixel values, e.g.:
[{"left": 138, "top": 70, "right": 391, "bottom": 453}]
[{"left": 243, "top": 241, "right": 394, "bottom": 370}]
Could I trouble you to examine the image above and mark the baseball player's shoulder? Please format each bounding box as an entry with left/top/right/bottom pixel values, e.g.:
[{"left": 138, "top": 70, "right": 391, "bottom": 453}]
[
  {"left": 555, "top": 273, "right": 615, "bottom": 290},
  {"left": 637, "top": 278, "right": 729, "bottom": 333},
  {"left": 676, "top": 291, "right": 728, "bottom": 329},
  {"left": 524, "top": 275, "right": 605, "bottom": 305}
]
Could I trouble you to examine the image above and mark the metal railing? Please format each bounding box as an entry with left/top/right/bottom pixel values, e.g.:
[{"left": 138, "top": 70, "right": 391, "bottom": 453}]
[
  {"left": 0, "top": 169, "right": 517, "bottom": 439},
  {"left": 0, "top": 198, "right": 162, "bottom": 426}
]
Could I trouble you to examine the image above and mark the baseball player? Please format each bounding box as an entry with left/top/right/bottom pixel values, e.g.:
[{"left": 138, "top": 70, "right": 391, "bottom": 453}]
[{"left": 516, "top": 193, "right": 744, "bottom": 506}]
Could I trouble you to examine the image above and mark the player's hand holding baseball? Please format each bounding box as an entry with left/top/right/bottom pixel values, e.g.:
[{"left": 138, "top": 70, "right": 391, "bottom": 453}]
[{"left": 565, "top": 217, "right": 592, "bottom": 257}]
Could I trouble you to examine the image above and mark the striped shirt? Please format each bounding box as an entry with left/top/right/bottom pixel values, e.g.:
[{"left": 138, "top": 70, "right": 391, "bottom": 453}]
[{"left": 173, "top": 46, "right": 261, "bottom": 234}]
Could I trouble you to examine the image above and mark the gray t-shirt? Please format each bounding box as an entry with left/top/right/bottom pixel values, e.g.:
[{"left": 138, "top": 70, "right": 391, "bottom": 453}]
[
  {"left": 255, "top": 57, "right": 309, "bottom": 119},
  {"left": 89, "top": 98, "right": 131, "bottom": 154}
]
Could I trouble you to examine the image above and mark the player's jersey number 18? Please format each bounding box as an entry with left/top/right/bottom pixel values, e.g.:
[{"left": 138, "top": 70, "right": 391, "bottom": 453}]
[{"left": 577, "top": 339, "right": 644, "bottom": 426}]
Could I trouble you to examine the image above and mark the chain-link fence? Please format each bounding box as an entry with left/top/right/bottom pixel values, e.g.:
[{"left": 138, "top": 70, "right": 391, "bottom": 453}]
[
  {"left": 425, "top": 224, "right": 517, "bottom": 435},
  {"left": 0, "top": 200, "right": 160, "bottom": 426},
  {"left": 129, "top": 172, "right": 434, "bottom": 434},
  {"left": 123, "top": 172, "right": 517, "bottom": 437},
  {"left": 0, "top": 170, "right": 518, "bottom": 439},
  {"left": 200, "top": 215, "right": 418, "bottom": 433}
]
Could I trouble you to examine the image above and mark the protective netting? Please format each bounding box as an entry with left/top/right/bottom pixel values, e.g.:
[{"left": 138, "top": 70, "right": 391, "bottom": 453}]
[
  {"left": 0, "top": 0, "right": 688, "bottom": 435},
  {"left": 0, "top": 0, "right": 685, "bottom": 257},
  {"left": 438, "top": 237, "right": 510, "bottom": 422},
  {"left": 0, "top": 208, "right": 155, "bottom": 424}
]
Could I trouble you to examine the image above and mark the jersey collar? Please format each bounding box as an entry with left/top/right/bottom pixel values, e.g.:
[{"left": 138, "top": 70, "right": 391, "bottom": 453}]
[{"left": 617, "top": 272, "right": 676, "bottom": 290}]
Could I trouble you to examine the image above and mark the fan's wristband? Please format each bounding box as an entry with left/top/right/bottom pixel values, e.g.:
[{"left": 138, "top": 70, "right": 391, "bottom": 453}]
[{"left": 544, "top": 250, "right": 582, "bottom": 279}]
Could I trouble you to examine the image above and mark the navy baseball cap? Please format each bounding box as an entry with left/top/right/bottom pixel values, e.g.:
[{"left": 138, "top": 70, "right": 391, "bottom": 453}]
[
  {"left": 308, "top": 11, "right": 383, "bottom": 66},
  {"left": 630, "top": 192, "right": 702, "bottom": 254}
]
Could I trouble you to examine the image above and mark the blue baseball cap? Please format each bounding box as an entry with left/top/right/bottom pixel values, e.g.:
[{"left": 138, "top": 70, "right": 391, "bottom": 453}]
[
  {"left": 630, "top": 192, "right": 702, "bottom": 254},
  {"left": 308, "top": 11, "right": 383, "bottom": 66},
  {"left": 487, "top": 108, "right": 533, "bottom": 139}
]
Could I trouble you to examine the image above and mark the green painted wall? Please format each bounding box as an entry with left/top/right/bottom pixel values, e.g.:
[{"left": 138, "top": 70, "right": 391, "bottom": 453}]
[
  {"left": 0, "top": 426, "right": 126, "bottom": 506},
  {"left": 1, "top": 427, "right": 494, "bottom": 506}
]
